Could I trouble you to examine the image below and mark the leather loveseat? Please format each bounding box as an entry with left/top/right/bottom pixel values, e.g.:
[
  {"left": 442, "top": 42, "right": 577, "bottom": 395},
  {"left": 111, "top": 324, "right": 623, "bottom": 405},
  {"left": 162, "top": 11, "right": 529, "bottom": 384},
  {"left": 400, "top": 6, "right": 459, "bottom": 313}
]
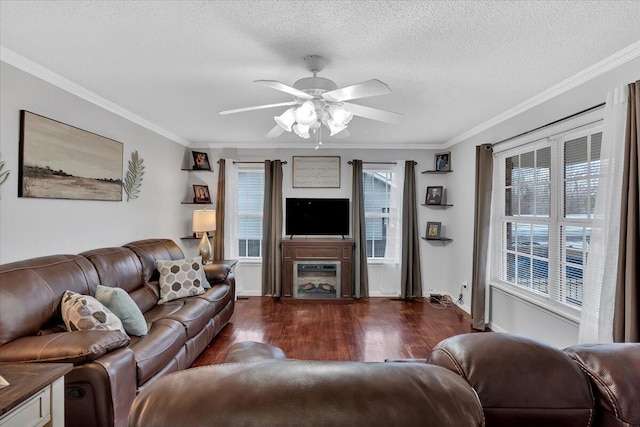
[
  {"left": 0, "top": 239, "right": 235, "bottom": 427},
  {"left": 129, "top": 334, "right": 639, "bottom": 427}
]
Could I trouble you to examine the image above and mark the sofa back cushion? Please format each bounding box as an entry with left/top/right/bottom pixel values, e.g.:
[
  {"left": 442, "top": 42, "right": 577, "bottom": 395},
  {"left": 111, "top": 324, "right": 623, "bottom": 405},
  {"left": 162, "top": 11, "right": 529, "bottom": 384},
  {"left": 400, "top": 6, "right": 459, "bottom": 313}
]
[
  {"left": 81, "top": 247, "right": 157, "bottom": 313},
  {"left": 0, "top": 255, "right": 100, "bottom": 346},
  {"left": 428, "top": 332, "right": 594, "bottom": 427},
  {"left": 565, "top": 343, "right": 640, "bottom": 427},
  {"left": 124, "top": 239, "right": 185, "bottom": 283},
  {"left": 129, "top": 360, "right": 484, "bottom": 427}
]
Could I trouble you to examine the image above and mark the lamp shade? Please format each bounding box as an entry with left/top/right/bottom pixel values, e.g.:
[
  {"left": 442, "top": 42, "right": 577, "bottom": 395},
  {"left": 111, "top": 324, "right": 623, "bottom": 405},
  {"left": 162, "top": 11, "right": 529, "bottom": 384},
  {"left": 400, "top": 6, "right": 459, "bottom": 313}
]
[
  {"left": 192, "top": 209, "right": 216, "bottom": 232},
  {"left": 294, "top": 101, "right": 318, "bottom": 126},
  {"left": 274, "top": 108, "right": 295, "bottom": 132}
]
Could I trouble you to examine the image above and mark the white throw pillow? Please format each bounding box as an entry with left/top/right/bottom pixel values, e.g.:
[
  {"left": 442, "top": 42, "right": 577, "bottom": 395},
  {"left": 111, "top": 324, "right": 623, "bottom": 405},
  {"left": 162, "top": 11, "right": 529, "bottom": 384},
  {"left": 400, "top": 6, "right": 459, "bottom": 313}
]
[
  {"left": 61, "top": 290, "right": 126, "bottom": 334},
  {"left": 95, "top": 285, "right": 148, "bottom": 336},
  {"left": 156, "top": 256, "right": 208, "bottom": 304}
]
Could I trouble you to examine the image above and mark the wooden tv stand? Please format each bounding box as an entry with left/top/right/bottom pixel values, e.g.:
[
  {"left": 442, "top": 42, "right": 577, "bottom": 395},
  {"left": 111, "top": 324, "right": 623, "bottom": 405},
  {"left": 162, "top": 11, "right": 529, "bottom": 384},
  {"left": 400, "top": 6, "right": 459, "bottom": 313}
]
[{"left": 281, "top": 239, "right": 354, "bottom": 300}]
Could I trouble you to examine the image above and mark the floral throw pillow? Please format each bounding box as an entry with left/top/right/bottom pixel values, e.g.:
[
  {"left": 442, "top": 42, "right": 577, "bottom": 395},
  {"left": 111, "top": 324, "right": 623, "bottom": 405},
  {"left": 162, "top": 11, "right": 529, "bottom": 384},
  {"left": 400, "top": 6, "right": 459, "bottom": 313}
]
[
  {"left": 61, "top": 290, "right": 126, "bottom": 334},
  {"left": 156, "top": 256, "right": 207, "bottom": 304}
]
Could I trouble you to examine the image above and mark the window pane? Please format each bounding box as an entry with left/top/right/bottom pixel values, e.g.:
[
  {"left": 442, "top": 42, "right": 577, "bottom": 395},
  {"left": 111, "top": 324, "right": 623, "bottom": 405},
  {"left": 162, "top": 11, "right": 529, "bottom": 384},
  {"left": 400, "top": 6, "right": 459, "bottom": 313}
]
[
  {"left": 237, "top": 169, "right": 264, "bottom": 258},
  {"left": 520, "top": 152, "right": 535, "bottom": 183},
  {"left": 505, "top": 155, "right": 518, "bottom": 186},
  {"left": 505, "top": 188, "right": 516, "bottom": 216},
  {"left": 590, "top": 132, "right": 602, "bottom": 175},
  {"left": 534, "top": 183, "right": 550, "bottom": 216},
  {"left": 565, "top": 136, "right": 588, "bottom": 178},
  {"left": 363, "top": 171, "right": 392, "bottom": 258},
  {"left": 565, "top": 179, "right": 589, "bottom": 218}
]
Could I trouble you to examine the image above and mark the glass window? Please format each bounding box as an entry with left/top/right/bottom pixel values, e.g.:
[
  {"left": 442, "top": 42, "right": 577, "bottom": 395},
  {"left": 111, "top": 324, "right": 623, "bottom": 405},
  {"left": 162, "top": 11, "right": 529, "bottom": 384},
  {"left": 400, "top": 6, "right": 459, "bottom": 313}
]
[
  {"left": 363, "top": 171, "right": 393, "bottom": 258},
  {"left": 237, "top": 169, "right": 264, "bottom": 258},
  {"left": 495, "top": 127, "right": 602, "bottom": 310}
]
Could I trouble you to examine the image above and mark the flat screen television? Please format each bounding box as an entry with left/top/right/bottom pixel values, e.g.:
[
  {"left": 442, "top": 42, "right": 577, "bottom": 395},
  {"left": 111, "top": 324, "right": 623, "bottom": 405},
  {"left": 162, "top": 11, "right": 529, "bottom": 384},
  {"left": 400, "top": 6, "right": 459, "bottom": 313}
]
[{"left": 286, "top": 198, "right": 350, "bottom": 237}]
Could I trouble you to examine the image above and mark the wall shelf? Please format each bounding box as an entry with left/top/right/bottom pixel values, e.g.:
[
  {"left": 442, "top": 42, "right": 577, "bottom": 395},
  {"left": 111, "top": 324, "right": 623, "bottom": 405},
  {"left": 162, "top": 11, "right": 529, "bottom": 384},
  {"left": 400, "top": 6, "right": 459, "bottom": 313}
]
[
  {"left": 181, "top": 202, "right": 213, "bottom": 205},
  {"left": 421, "top": 170, "right": 453, "bottom": 174},
  {"left": 181, "top": 168, "right": 214, "bottom": 172},
  {"left": 421, "top": 203, "right": 454, "bottom": 208},
  {"left": 421, "top": 237, "right": 453, "bottom": 243}
]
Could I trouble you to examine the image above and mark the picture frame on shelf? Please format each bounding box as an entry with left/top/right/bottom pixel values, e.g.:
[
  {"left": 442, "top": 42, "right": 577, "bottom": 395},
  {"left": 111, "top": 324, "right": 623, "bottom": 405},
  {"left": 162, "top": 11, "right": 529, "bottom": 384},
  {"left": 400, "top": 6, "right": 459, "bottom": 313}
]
[
  {"left": 193, "top": 184, "right": 211, "bottom": 203},
  {"left": 425, "top": 186, "right": 443, "bottom": 205},
  {"left": 434, "top": 151, "right": 451, "bottom": 171},
  {"left": 192, "top": 151, "right": 211, "bottom": 171},
  {"left": 426, "top": 221, "right": 442, "bottom": 240}
]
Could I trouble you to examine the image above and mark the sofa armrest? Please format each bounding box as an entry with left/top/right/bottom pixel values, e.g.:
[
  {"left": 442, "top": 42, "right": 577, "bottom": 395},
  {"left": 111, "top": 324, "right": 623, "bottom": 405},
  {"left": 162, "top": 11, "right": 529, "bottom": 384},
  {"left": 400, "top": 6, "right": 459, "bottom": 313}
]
[
  {"left": 0, "top": 330, "right": 130, "bottom": 365},
  {"left": 203, "top": 263, "right": 231, "bottom": 283}
]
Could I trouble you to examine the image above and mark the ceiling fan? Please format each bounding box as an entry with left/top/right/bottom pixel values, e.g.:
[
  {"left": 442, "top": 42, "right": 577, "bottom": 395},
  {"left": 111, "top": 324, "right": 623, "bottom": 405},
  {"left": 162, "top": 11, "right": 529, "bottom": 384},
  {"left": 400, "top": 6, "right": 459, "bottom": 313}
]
[{"left": 219, "top": 55, "right": 402, "bottom": 141}]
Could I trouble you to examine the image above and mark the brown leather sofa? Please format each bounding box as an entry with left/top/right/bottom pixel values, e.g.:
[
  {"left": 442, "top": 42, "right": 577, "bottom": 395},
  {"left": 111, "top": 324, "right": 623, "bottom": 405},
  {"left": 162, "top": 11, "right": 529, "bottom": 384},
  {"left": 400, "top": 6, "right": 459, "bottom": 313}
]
[
  {"left": 129, "top": 335, "right": 639, "bottom": 427},
  {"left": 0, "top": 239, "right": 235, "bottom": 427}
]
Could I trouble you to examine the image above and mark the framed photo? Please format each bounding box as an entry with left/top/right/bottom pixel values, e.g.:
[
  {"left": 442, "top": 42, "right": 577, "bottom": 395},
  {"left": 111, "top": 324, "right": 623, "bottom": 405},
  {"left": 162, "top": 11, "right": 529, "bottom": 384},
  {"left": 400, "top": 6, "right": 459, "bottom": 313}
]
[
  {"left": 426, "top": 221, "right": 442, "bottom": 240},
  {"left": 425, "top": 186, "right": 443, "bottom": 205},
  {"left": 18, "top": 110, "right": 123, "bottom": 201},
  {"left": 434, "top": 151, "right": 451, "bottom": 171},
  {"left": 193, "top": 184, "right": 211, "bottom": 204},
  {"left": 292, "top": 156, "right": 340, "bottom": 188},
  {"left": 192, "top": 151, "right": 211, "bottom": 170}
]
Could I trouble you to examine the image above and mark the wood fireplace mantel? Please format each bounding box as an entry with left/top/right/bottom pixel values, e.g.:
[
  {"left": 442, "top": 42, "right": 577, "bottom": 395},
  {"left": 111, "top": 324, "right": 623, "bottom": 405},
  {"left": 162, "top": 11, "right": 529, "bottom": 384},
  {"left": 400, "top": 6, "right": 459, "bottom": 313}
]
[{"left": 281, "top": 239, "right": 354, "bottom": 300}]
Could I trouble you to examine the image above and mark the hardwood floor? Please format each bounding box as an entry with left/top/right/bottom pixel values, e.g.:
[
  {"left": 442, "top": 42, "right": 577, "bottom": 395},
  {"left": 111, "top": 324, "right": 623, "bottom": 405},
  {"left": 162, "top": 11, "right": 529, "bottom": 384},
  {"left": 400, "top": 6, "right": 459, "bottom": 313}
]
[{"left": 192, "top": 297, "right": 481, "bottom": 366}]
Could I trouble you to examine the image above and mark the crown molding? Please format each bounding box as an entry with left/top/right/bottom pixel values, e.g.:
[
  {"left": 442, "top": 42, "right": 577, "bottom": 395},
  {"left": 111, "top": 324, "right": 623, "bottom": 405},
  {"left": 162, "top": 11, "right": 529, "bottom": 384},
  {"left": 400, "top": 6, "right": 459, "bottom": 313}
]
[
  {"left": 196, "top": 140, "right": 444, "bottom": 150},
  {"left": 1, "top": 46, "right": 191, "bottom": 147},
  {"left": 444, "top": 41, "right": 640, "bottom": 148}
]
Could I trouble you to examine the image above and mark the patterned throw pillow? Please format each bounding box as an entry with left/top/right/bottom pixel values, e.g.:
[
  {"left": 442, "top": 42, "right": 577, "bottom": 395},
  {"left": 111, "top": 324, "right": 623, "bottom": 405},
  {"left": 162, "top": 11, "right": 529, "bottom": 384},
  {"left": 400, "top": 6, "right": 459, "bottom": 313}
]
[
  {"left": 61, "top": 290, "right": 126, "bottom": 334},
  {"left": 156, "top": 256, "right": 207, "bottom": 304},
  {"left": 95, "top": 285, "right": 148, "bottom": 336}
]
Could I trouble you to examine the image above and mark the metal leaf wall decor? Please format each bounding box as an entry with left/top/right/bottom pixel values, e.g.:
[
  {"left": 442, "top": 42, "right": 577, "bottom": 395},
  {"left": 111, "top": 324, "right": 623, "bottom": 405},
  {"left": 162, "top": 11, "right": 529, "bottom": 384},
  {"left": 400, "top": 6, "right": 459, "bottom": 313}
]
[
  {"left": 0, "top": 159, "right": 9, "bottom": 186},
  {"left": 123, "top": 150, "right": 144, "bottom": 201}
]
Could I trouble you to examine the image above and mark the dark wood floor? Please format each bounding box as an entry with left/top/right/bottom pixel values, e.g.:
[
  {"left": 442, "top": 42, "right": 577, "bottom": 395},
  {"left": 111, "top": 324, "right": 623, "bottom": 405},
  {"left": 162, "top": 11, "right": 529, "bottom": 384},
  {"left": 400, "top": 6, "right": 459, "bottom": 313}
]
[{"left": 192, "top": 297, "right": 480, "bottom": 366}]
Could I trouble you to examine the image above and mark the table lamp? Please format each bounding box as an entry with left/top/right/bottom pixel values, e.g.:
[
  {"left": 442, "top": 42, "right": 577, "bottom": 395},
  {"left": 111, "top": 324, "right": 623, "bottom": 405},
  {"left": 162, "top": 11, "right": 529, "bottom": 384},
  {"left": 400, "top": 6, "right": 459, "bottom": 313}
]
[{"left": 192, "top": 209, "right": 216, "bottom": 263}]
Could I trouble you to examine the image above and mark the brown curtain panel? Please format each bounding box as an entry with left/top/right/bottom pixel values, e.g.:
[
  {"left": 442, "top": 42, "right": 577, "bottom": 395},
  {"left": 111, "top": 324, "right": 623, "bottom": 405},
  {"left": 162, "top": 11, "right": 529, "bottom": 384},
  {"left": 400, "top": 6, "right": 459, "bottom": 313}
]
[
  {"left": 400, "top": 160, "right": 422, "bottom": 299},
  {"left": 614, "top": 80, "right": 639, "bottom": 342},
  {"left": 261, "top": 160, "right": 283, "bottom": 297},
  {"left": 351, "top": 160, "right": 369, "bottom": 298},
  {"left": 213, "top": 159, "right": 225, "bottom": 260},
  {"left": 471, "top": 144, "right": 494, "bottom": 331}
]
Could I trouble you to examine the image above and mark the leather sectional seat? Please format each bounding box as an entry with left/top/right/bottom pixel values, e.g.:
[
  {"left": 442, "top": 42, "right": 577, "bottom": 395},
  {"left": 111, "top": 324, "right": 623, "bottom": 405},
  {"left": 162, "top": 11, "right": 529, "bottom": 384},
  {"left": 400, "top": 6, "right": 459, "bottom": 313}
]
[
  {"left": 0, "top": 239, "right": 235, "bottom": 427},
  {"left": 129, "top": 335, "right": 639, "bottom": 427}
]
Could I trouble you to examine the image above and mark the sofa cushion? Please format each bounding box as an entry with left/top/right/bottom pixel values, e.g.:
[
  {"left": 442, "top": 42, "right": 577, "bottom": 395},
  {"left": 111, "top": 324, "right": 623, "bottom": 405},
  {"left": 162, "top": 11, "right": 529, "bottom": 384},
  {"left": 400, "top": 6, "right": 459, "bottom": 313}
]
[
  {"left": 128, "top": 318, "right": 187, "bottom": 386},
  {"left": 96, "top": 285, "right": 148, "bottom": 336},
  {"left": 129, "top": 360, "right": 484, "bottom": 427},
  {"left": 144, "top": 298, "right": 212, "bottom": 340},
  {"left": 428, "top": 332, "right": 594, "bottom": 427},
  {"left": 157, "top": 257, "right": 207, "bottom": 304},
  {"left": 0, "top": 330, "right": 130, "bottom": 364},
  {"left": 0, "top": 254, "right": 100, "bottom": 347},
  {"left": 565, "top": 343, "right": 640, "bottom": 427},
  {"left": 61, "top": 291, "right": 126, "bottom": 334},
  {"left": 124, "top": 239, "right": 185, "bottom": 283},
  {"left": 196, "top": 283, "right": 233, "bottom": 315}
]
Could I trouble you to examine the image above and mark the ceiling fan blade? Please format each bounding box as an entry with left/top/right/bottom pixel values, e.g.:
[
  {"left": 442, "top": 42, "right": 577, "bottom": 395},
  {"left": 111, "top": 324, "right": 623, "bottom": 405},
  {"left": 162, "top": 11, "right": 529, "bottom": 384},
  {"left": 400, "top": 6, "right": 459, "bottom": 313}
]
[
  {"left": 342, "top": 102, "right": 403, "bottom": 124},
  {"left": 219, "top": 101, "right": 298, "bottom": 115},
  {"left": 333, "top": 129, "right": 350, "bottom": 139},
  {"left": 322, "top": 79, "right": 391, "bottom": 102},
  {"left": 266, "top": 125, "right": 285, "bottom": 138},
  {"left": 254, "top": 80, "right": 314, "bottom": 99}
]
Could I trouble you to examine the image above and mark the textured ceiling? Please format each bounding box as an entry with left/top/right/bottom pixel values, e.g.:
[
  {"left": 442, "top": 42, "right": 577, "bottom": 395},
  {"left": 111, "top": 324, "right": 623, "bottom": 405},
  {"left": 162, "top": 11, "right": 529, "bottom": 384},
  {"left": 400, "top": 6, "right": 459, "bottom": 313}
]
[{"left": 1, "top": 1, "right": 639, "bottom": 149}]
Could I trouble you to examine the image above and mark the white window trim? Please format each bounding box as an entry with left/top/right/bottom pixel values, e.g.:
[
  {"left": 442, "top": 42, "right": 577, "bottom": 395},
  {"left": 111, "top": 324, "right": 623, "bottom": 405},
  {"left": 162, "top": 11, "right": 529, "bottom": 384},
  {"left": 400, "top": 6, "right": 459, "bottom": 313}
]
[{"left": 490, "top": 111, "right": 604, "bottom": 321}]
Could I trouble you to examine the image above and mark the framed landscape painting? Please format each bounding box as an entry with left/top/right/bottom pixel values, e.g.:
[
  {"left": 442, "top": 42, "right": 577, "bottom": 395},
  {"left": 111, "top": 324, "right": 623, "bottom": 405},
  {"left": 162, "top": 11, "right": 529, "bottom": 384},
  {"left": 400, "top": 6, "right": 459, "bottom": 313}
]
[{"left": 19, "top": 111, "right": 123, "bottom": 201}]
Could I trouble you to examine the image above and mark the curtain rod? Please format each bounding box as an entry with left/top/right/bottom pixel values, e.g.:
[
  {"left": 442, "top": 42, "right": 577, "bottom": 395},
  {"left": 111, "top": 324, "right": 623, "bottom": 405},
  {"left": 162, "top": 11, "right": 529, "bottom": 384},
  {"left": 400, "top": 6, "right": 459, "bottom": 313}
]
[
  {"left": 347, "top": 161, "right": 405, "bottom": 165},
  {"left": 492, "top": 102, "right": 605, "bottom": 147},
  {"left": 232, "top": 160, "right": 288, "bottom": 165}
]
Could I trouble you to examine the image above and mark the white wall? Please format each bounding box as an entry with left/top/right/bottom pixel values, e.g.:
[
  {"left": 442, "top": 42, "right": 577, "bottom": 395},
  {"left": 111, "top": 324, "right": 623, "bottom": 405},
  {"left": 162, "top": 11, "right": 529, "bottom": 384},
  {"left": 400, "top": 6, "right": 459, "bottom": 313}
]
[{"left": 0, "top": 62, "right": 189, "bottom": 263}]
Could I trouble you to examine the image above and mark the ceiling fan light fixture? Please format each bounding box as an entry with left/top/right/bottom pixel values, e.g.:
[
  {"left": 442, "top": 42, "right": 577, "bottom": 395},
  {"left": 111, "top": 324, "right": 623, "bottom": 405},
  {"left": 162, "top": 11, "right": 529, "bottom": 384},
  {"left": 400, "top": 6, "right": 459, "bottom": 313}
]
[
  {"left": 328, "top": 105, "right": 353, "bottom": 125},
  {"left": 293, "top": 123, "right": 311, "bottom": 139},
  {"left": 274, "top": 108, "right": 295, "bottom": 132},
  {"left": 294, "top": 101, "right": 318, "bottom": 126},
  {"left": 326, "top": 118, "right": 347, "bottom": 136}
]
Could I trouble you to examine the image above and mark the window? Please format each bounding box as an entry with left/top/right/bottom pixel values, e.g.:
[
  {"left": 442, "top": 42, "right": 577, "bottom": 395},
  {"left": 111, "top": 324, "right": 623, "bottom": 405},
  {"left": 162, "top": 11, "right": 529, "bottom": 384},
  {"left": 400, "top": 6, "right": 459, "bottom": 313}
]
[
  {"left": 493, "top": 123, "right": 602, "bottom": 312},
  {"left": 237, "top": 169, "right": 264, "bottom": 258},
  {"left": 363, "top": 170, "right": 393, "bottom": 258}
]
